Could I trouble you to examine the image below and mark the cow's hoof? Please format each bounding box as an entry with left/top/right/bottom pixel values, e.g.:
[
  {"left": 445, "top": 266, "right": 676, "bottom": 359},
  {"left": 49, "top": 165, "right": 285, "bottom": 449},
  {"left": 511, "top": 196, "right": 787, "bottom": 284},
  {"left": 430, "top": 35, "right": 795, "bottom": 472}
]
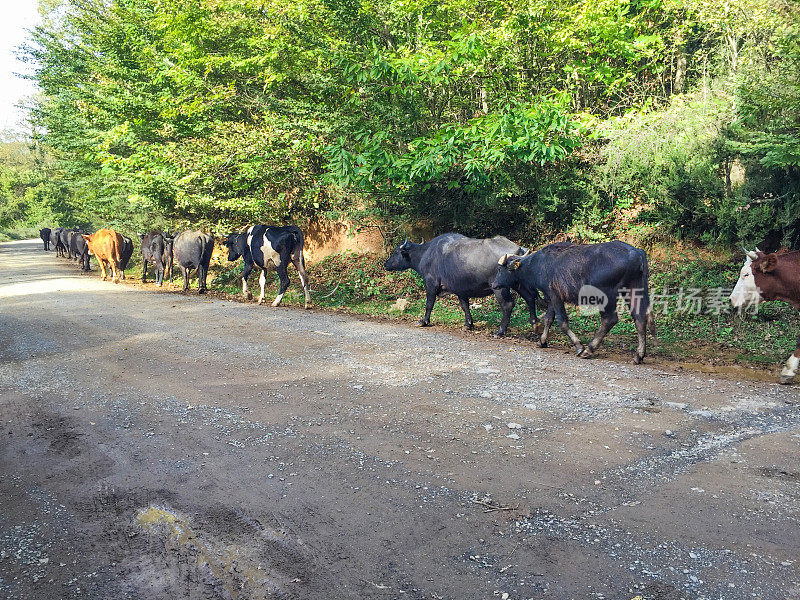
[
  {"left": 271, "top": 300, "right": 281, "bottom": 307},
  {"left": 198, "top": 289, "right": 206, "bottom": 295},
  {"left": 416, "top": 321, "right": 431, "bottom": 327},
  {"left": 246, "top": 292, "right": 253, "bottom": 300},
  {"left": 579, "top": 348, "right": 593, "bottom": 359},
  {"left": 102, "top": 277, "right": 107, "bottom": 281},
  {"left": 536, "top": 341, "right": 548, "bottom": 348},
  {"left": 633, "top": 354, "right": 644, "bottom": 365},
  {"left": 463, "top": 325, "right": 474, "bottom": 332},
  {"left": 493, "top": 329, "right": 506, "bottom": 338},
  {"left": 304, "top": 304, "right": 312, "bottom": 310},
  {"left": 779, "top": 375, "right": 794, "bottom": 385},
  {"left": 257, "top": 298, "right": 265, "bottom": 305},
  {"left": 157, "top": 282, "right": 163, "bottom": 287}
]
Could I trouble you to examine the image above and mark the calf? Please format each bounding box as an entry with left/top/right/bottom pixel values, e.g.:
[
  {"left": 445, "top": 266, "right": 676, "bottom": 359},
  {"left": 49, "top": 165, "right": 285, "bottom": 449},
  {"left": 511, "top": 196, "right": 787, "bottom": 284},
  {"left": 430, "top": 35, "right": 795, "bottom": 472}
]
[
  {"left": 118, "top": 235, "right": 134, "bottom": 280},
  {"left": 172, "top": 230, "right": 214, "bottom": 293},
  {"left": 40, "top": 228, "right": 51, "bottom": 251},
  {"left": 140, "top": 231, "right": 174, "bottom": 286},
  {"left": 384, "top": 234, "right": 537, "bottom": 336},
  {"left": 493, "top": 240, "right": 654, "bottom": 363},
  {"left": 730, "top": 249, "right": 800, "bottom": 383},
  {"left": 224, "top": 225, "right": 311, "bottom": 308},
  {"left": 82, "top": 228, "right": 124, "bottom": 283}
]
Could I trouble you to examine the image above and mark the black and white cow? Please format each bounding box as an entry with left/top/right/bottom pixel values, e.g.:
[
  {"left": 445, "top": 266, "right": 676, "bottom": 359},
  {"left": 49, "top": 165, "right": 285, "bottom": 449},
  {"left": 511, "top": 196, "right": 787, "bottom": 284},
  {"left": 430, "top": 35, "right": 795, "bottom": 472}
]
[
  {"left": 173, "top": 230, "right": 214, "bottom": 293},
  {"left": 139, "top": 231, "right": 174, "bottom": 286},
  {"left": 40, "top": 228, "right": 51, "bottom": 251},
  {"left": 384, "top": 234, "right": 538, "bottom": 336},
  {"left": 224, "top": 225, "right": 311, "bottom": 309},
  {"left": 118, "top": 235, "right": 134, "bottom": 280},
  {"left": 492, "top": 240, "right": 655, "bottom": 363}
]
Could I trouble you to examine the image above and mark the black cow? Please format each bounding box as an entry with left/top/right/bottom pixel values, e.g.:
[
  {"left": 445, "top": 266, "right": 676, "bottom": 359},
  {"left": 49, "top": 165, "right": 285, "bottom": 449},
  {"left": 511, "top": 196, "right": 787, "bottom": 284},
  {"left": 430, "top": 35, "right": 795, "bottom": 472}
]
[
  {"left": 40, "top": 228, "right": 51, "bottom": 250},
  {"left": 69, "top": 231, "right": 91, "bottom": 271},
  {"left": 118, "top": 235, "right": 134, "bottom": 280},
  {"left": 51, "top": 227, "right": 66, "bottom": 257},
  {"left": 384, "top": 234, "right": 537, "bottom": 336},
  {"left": 224, "top": 225, "right": 311, "bottom": 308},
  {"left": 492, "top": 240, "right": 655, "bottom": 363},
  {"left": 139, "top": 231, "right": 174, "bottom": 286},
  {"left": 173, "top": 230, "right": 214, "bottom": 293}
]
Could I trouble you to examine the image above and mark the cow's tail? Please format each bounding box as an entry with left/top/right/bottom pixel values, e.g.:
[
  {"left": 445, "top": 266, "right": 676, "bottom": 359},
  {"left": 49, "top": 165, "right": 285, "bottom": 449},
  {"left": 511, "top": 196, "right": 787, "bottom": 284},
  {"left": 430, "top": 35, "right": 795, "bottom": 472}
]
[{"left": 639, "top": 249, "right": 656, "bottom": 338}]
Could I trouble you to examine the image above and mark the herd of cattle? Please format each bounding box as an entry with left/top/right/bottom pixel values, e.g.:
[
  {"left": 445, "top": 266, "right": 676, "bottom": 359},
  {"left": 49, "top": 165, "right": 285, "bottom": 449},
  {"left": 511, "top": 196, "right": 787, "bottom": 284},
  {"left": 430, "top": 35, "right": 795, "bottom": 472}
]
[{"left": 37, "top": 226, "right": 800, "bottom": 384}]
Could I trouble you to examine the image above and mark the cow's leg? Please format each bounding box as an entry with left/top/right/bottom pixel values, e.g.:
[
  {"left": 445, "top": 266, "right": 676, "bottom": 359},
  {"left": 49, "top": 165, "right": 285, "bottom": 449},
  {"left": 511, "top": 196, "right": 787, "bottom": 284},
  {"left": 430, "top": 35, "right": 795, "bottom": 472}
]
[
  {"left": 155, "top": 262, "right": 163, "bottom": 286},
  {"left": 457, "top": 295, "right": 474, "bottom": 331},
  {"left": 257, "top": 269, "right": 267, "bottom": 304},
  {"left": 98, "top": 258, "right": 107, "bottom": 281},
  {"left": 492, "top": 287, "right": 515, "bottom": 337},
  {"left": 111, "top": 260, "right": 120, "bottom": 284},
  {"left": 242, "top": 263, "right": 253, "bottom": 300},
  {"left": 580, "top": 308, "right": 619, "bottom": 359},
  {"left": 271, "top": 263, "right": 290, "bottom": 307},
  {"left": 292, "top": 253, "right": 311, "bottom": 309},
  {"left": 142, "top": 260, "right": 148, "bottom": 283},
  {"left": 553, "top": 300, "right": 584, "bottom": 354},
  {"left": 517, "top": 287, "right": 540, "bottom": 328},
  {"left": 419, "top": 287, "right": 437, "bottom": 327},
  {"left": 538, "top": 306, "right": 555, "bottom": 347},
  {"left": 780, "top": 336, "right": 800, "bottom": 384},
  {"left": 181, "top": 267, "right": 189, "bottom": 292},
  {"left": 198, "top": 263, "right": 207, "bottom": 294}
]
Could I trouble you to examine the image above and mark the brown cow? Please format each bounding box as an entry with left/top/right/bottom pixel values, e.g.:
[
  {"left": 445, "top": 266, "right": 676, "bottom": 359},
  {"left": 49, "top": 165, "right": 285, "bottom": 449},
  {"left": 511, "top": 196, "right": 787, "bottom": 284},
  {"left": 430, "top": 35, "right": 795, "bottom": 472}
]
[
  {"left": 730, "top": 248, "right": 800, "bottom": 384},
  {"left": 82, "top": 228, "right": 125, "bottom": 283}
]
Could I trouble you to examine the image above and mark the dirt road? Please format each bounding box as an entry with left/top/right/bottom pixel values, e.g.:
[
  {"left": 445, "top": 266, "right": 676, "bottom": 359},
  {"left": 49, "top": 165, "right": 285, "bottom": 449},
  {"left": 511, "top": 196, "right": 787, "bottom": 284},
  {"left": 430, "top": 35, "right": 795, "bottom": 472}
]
[{"left": 1, "top": 238, "right": 799, "bottom": 600}]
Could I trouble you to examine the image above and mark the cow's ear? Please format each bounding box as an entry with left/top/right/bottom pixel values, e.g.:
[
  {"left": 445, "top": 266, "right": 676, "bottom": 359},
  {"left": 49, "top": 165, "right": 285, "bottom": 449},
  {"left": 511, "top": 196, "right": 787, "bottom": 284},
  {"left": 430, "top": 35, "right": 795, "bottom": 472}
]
[
  {"left": 761, "top": 254, "right": 778, "bottom": 273},
  {"left": 81, "top": 234, "right": 90, "bottom": 241}
]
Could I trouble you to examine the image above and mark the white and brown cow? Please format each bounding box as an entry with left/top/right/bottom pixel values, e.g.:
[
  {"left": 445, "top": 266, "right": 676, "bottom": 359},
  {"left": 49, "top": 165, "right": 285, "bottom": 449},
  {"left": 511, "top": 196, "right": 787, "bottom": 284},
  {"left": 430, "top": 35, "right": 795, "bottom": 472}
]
[
  {"left": 224, "top": 225, "right": 311, "bottom": 309},
  {"left": 730, "top": 248, "right": 800, "bottom": 384}
]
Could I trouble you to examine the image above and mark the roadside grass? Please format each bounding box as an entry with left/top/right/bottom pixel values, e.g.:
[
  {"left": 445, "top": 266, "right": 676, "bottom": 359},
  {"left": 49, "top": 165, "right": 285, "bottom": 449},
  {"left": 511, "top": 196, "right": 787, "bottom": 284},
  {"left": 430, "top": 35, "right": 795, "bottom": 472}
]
[{"left": 204, "top": 250, "right": 798, "bottom": 370}]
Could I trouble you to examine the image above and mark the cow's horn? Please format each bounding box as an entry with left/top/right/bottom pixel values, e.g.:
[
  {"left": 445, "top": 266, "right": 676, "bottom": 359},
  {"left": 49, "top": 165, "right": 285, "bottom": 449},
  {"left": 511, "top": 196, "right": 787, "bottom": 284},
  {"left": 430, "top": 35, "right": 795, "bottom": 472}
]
[
  {"left": 498, "top": 253, "right": 512, "bottom": 266},
  {"left": 745, "top": 248, "right": 759, "bottom": 260}
]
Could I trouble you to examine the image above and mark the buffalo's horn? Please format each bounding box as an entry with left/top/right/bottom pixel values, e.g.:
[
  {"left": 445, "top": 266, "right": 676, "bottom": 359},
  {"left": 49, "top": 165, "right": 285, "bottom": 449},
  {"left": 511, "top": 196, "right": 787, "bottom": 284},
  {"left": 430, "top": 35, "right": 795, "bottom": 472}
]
[
  {"left": 524, "top": 247, "right": 534, "bottom": 256},
  {"left": 745, "top": 249, "right": 759, "bottom": 260},
  {"left": 498, "top": 253, "right": 512, "bottom": 266},
  {"left": 400, "top": 237, "right": 410, "bottom": 249}
]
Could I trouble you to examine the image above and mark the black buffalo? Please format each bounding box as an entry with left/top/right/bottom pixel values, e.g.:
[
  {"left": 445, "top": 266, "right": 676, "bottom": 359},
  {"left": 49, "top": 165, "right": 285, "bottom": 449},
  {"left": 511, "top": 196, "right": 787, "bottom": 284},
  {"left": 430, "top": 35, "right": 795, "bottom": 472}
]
[
  {"left": 40, "top": 228, "right": 51, "bottom": 250},
  {"left": 51, "top": 227, "right": 67, "bottom": 257},
  {"left": 224, "top": 225, "right": 311, "bottom": 308},
  {"left": 118, "top": 235, "right": 134, "bottom": 280},
  {"left": 384, "top": 234, "right": 537, "bottom": 336},
  {"left": 69, "top": 230, "right": 91, "bottom": 271},
  {"left": 493, "top": 240, "right": 655, "bottom": 363},
  {"left": 139, "top": 231, "right": 174, "bottom": 286},
  {"left": 172, "top": 230, "right": 214, "bottom": 293}
]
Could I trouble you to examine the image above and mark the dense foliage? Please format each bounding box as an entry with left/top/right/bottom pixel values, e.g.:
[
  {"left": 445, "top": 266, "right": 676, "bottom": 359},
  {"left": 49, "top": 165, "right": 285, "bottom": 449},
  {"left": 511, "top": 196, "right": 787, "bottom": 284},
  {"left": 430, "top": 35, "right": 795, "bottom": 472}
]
[{"left": 7, "top": 0, "right": 799, "bottom": 247}]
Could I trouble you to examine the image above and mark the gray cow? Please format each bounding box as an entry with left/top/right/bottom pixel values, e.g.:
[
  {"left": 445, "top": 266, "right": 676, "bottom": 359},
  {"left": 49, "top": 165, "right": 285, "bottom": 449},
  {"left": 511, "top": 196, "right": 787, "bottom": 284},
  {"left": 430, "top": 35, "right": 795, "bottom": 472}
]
[
  {"left": 384, "top": 234, "right": 538, "bottom": 336},
  {"left": 172, "top": 230, "right": 214, "bottom": 293}
]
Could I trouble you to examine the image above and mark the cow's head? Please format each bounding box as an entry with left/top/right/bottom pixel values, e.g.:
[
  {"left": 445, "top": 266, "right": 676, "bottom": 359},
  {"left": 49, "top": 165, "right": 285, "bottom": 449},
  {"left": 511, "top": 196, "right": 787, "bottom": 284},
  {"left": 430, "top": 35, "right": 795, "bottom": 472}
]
[
  {"left": 384, "top": 238, "right": 413, "bottom": 271},
  {"left": 492, "top": 253, "right": 524, "bottom": 290},
  {"left": 224, "top": 232, "right": 244, "bottom": 262},
  {"left": 730, "top": 248, "right": 775, "bottom": 309}
]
